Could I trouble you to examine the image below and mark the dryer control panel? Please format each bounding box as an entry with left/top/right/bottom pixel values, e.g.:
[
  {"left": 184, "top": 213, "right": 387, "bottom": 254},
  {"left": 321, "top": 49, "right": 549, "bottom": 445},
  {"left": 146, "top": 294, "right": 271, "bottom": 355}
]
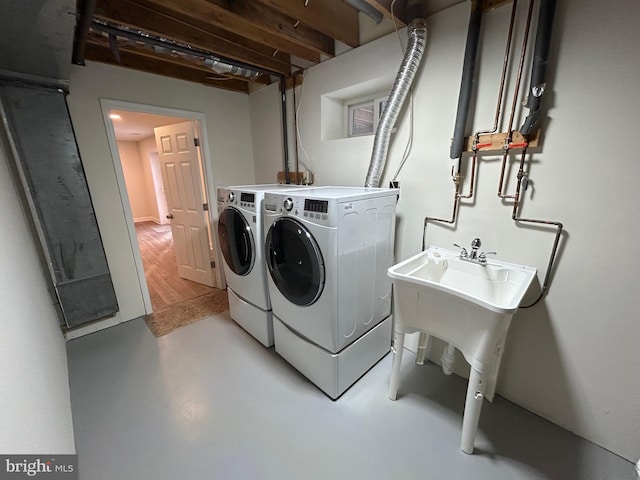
[{"left": 264, "top": 193, "right": 332, "bottom": 225}]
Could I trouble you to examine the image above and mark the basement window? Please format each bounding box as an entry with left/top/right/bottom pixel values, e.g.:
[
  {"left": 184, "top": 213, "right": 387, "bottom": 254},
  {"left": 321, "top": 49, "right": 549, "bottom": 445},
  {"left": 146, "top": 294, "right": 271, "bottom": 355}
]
[{"left": 347, "top": 95, "right": 389, "bottom": 137}]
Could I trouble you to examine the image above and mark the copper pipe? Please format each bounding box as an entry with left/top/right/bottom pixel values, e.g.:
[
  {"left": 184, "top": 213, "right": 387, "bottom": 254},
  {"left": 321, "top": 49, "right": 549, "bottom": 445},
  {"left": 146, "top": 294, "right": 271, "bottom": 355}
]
[
  {"left": 422, "top": 159, "right": 463, "bottom": 250},
  {"left": 509, "top": 147, "right": 563, "bottom": 308},
  {"left": 474, "top": 0, "right": 518, "bottom": 142},
  {"left": 498, "top": 0, "right": 536, "bottom": 199},
  {"left": 457, "top": 152, "right": 478, "bottom": 199},
  {"left": 506, "top": 0, "right": 535, "bottom": 141}
]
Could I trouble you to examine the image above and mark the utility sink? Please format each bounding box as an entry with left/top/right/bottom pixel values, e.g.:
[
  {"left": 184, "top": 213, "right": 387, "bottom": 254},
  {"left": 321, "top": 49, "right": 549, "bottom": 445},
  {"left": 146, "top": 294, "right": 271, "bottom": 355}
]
[{"left": 387, "top": 246, "right": 537, "bottom": 454}]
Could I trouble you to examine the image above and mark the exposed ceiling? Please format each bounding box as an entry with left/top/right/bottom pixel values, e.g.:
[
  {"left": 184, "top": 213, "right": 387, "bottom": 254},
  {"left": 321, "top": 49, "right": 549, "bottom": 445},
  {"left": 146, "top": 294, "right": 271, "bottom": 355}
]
[{"left": 74, "top": 0, "right": 468, "bottom": 93}]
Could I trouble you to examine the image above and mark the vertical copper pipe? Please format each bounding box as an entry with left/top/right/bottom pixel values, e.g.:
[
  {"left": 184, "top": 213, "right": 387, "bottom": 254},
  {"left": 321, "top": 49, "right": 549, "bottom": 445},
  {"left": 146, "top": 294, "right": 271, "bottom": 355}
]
[
  {"left": 510, "top": 147, "right": 564, "bottom": 308},
  {"left": 456, "top": 152, "right": 478, "bottom": 199},
  {"left": 498, "top": 0, "right": 536, "bottom": 199},
  {"left": 474, "top": 0, "right": 518, "bottom": 141}
]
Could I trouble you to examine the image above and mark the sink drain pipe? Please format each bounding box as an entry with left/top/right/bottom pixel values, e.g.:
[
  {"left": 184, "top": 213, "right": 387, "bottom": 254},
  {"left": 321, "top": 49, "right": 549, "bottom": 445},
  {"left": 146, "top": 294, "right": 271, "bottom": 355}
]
[{"left": 364, "top": 0, "right": 428, "bottom": 188}]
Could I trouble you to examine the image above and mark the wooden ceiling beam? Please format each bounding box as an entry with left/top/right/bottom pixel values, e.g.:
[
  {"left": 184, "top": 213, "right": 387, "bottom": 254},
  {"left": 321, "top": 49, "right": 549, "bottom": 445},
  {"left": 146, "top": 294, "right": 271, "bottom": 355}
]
[
  {"left": 86, "top": 34, "right": 271, "bottom": 85},
  {"left": 94, "top": 0, "right": 292, "bottom": 76},
  {"left": 132, "top": 0, "right": 322, "bottom": 63},
  {"left": 254, "top": 0, "right": 360, "bottom": 47},
  {"left": 84, "top": 42, "right": 250, "bottom": 93},
  {"left": 224, "top": 0, "right": 334, "bottom": 57}
]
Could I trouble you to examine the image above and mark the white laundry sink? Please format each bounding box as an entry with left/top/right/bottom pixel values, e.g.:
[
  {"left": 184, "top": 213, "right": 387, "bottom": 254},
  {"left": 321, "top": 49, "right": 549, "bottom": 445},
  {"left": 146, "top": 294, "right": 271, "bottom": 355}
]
[
  {"left": 387, "top": 246, "right": 537, "bottom": 454},
  {"left": 389, "top": 246, "right": 536, "bottom": 314}
]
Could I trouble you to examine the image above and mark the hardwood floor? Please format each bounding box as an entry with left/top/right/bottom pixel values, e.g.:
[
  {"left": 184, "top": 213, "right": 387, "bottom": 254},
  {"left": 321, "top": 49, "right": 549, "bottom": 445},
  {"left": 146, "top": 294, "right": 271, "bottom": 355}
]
[{"left": 135, "top": 221, "right": 213, "bottom": 311}]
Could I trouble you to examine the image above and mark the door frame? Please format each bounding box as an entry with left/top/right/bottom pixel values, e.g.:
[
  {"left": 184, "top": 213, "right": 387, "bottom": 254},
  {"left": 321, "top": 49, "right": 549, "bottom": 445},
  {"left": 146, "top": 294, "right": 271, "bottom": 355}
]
[{"left": 100, "top": 98, "right": 224, "bottom": 314}]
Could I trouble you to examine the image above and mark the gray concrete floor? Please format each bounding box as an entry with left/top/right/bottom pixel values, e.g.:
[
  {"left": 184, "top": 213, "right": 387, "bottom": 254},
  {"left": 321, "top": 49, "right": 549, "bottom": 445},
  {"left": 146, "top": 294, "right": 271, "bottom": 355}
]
[{"left": 67, "top": 312, "right": 634, "bottom": 480}]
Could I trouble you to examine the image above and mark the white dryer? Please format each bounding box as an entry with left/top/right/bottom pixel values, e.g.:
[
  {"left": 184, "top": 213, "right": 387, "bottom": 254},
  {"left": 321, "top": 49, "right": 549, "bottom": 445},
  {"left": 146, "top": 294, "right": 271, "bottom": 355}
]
[
  {"left": 217, "top": 184, "right": 312, "bottom": 347},
  {"left": 263, "top": 186, "right": 399, "bottom": 398}
]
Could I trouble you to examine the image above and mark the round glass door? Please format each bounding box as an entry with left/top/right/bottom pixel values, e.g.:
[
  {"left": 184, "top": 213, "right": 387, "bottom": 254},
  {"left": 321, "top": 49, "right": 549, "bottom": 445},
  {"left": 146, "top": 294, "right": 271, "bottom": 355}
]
[
  {"left": 265, "top": 217, "right": 325, "bottom": 306},
  {"left": 218, "top": 207, "right": 255, "bottom": 276}
]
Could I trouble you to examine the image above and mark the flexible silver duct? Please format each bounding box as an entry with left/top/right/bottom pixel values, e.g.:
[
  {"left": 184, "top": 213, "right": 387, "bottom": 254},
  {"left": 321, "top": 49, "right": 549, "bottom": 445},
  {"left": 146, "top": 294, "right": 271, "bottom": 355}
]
[{"left": 364, "top": 17, "right": 427, "bottom": 188}]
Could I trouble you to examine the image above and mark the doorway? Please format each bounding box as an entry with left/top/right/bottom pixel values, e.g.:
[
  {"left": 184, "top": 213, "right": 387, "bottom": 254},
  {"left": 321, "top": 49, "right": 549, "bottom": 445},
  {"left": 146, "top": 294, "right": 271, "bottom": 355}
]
[{"left": 101, "top": 100, "right": 224, "bottom": 315}]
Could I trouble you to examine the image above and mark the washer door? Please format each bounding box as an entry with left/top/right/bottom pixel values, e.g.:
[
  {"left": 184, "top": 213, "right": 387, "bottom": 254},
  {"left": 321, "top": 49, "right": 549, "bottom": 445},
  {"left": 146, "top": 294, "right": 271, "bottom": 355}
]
[
  {"left": 218, "top": 207, "right": 255, "bottom": 276},
  {"left": 266, "top": 217, "right": 325, "bottom": 306}
]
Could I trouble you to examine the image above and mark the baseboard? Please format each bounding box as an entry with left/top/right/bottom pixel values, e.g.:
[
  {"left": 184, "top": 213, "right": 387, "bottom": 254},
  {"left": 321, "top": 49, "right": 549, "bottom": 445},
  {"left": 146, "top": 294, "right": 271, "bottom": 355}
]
[{"left": 133, "top": 216, "right": 156, "bottom": 223}]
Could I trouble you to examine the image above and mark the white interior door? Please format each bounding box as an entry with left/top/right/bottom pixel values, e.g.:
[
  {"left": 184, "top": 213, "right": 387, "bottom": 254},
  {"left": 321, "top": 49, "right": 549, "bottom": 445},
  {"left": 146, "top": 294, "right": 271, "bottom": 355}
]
[{"left": 155, "top": 121, "right": 214, "bottom": 287}]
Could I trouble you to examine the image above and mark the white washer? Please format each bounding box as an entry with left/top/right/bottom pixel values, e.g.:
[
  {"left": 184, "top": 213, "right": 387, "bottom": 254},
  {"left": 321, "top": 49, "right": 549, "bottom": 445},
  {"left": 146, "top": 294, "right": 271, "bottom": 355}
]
[
  {"left": 263, "top": 186, "right": 399, "bottom": 398},
  {"left": 217, "top": 184, "right": 313, "bottom": 347}
]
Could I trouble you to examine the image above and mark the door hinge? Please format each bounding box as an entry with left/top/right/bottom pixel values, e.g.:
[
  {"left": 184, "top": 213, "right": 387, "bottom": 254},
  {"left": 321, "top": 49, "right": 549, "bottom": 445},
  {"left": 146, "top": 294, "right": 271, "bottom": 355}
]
[
  {"left": 203, "top": 202, "right": 209, "bottom": 211},
  {"left": 194, "top": 137, "right": 200, "bottom": 147},
  {"left": 210, "top": 261, "right": 216, "bottom": 268}
]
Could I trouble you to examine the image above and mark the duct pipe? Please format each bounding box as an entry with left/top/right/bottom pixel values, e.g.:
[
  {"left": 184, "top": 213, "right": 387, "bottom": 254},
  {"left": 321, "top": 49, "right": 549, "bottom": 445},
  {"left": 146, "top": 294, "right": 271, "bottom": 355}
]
[
  {"left": 520, "top": 0, "right": 557, "bottom": 135},
  {"left": 449, "top": 0, "right": 483, "bottom": 160},
  {"left": 365, "top": 1, "right": 428, "bottom": 188}
]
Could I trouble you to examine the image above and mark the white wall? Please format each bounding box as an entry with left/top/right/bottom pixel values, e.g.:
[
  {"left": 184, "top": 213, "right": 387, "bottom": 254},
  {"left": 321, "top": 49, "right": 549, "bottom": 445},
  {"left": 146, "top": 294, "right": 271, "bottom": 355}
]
[
  {"left": 138, "top": 136, "right": 165, "bottom": 224},
  {"left": 249, "top": 0, "right": 640, "bottom": 462},
  {"left": 67, "top": 62, "right": 256, "bottom": 326},
  {"left": 0, "top": 138, "right": 75, "bottom": 453},
  {"left": 250, "top": 83, "right": 284, "bottom": 183},
  {"left": 118, "top": 140, "right": 154, "bottom": 221}
]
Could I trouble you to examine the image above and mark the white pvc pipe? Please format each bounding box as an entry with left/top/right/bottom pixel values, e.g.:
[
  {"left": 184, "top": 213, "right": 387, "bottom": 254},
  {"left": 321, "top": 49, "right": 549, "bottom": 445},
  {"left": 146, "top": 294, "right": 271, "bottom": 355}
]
[{"left": 441, "top": 343, "right": 456, "bottom": 375}]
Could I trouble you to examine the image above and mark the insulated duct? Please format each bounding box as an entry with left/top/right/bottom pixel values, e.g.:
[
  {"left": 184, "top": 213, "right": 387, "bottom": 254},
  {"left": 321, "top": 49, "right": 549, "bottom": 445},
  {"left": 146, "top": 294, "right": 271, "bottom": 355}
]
[{"left": 364, "top": 1, "right": 428, "bottom": 188}]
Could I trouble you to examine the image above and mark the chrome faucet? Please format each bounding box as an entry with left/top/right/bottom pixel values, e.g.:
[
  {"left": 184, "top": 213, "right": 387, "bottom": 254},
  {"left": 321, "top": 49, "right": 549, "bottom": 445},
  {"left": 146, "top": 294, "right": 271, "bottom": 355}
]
[
  {"left": 454, "top": 238, "right": 496, "bottom": 265},
  {"left": 470, "top": 237, "right": 481, "bottom": 260}
]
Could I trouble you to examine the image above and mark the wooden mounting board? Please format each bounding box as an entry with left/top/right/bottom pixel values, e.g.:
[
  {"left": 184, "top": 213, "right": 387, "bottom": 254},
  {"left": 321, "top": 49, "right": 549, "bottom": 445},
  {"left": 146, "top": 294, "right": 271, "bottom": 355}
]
[{"left": 463, "top": 129, "right": 541, "bottom": 153}]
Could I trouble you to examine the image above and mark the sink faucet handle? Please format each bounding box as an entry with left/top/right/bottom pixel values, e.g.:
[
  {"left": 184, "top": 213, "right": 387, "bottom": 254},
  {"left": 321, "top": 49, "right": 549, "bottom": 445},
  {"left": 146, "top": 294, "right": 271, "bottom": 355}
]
[
  {"left": 478, "top": 251, "right": 497, "bottom": 264},
  {"left": 453, "top": 243, "right": 468, "bottom": 258}
]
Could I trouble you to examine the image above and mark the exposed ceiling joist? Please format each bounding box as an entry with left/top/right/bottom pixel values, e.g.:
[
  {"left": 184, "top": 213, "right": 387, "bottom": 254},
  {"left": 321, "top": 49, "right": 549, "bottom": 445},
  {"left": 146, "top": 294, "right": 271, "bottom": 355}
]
[
  {"left": 94, "top": 0, "right": 293, "bottom": 76},
  {"left": 86, "top": 33, "right": 271, "bottom": 86},
  {"left": 254, "top": 0, "right": 360, "bottom": 48},
  {"left": 84, "top": 42, "right": 249, "bottom": 92},
  {"left": 73, "top": 0, "right": 467, "bottom": 92},
  {"left": 217, "top": 0, "right": 335, "bottom": 58},
  {"left": 131, "top": 0, "right": 323, "bottom": 63}
]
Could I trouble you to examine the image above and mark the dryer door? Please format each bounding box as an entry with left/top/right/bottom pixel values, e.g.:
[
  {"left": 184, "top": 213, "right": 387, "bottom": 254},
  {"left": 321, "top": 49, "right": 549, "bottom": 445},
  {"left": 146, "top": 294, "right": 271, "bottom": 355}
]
[
  {"left": 266, "top": 217, "right": 325, "bottom": 306},
  {"left": 218, "top": 207, "right": 255, "bottom": 276}
]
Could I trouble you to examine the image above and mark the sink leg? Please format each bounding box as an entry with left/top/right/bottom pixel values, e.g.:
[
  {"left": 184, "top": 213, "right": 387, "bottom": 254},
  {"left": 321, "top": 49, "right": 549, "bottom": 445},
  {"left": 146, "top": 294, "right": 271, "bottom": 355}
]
[
  {"left": 388, "top": 330, "right": 405, "bottom": 400},
  {"left": 416, "top": 332, "right": 429, "bottom": 365},
  {"left": 485, "top": 335, "right": 506, "bottom": 403},
  {"left": 460, "top": 367, "right": 487, "bottom": 454}
]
